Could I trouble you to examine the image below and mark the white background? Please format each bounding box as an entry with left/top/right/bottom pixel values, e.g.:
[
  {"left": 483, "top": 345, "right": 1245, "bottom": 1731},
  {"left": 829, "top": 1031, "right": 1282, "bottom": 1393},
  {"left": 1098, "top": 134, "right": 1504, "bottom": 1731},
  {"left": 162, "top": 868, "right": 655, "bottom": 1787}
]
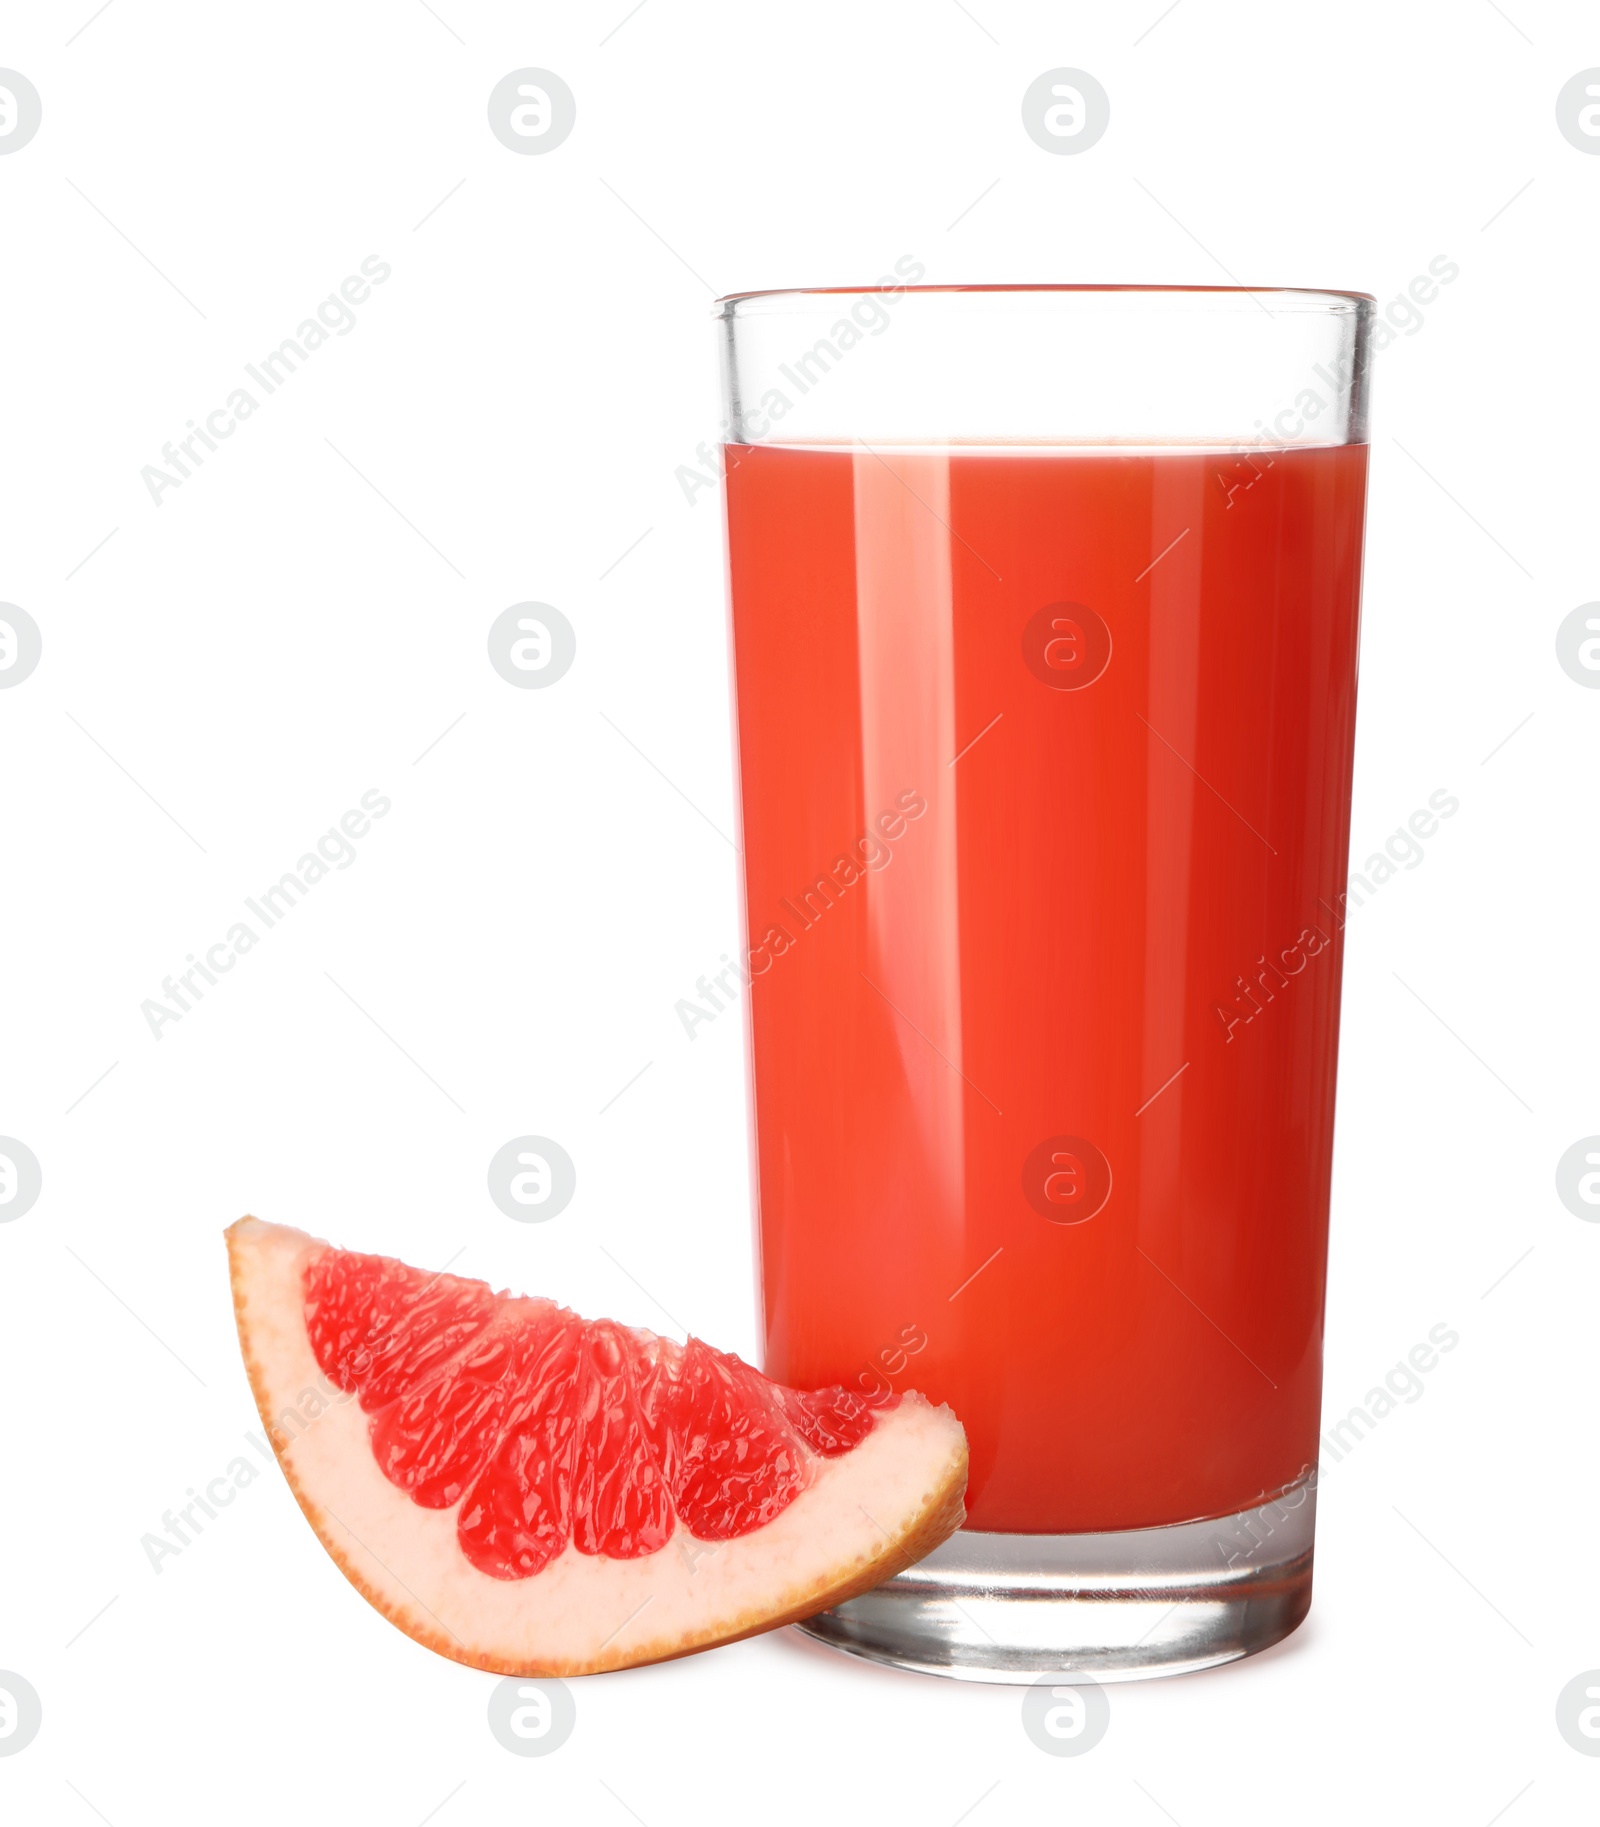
[{"left": 2, "top": 1, "right": 1596, "bottom": 1820}]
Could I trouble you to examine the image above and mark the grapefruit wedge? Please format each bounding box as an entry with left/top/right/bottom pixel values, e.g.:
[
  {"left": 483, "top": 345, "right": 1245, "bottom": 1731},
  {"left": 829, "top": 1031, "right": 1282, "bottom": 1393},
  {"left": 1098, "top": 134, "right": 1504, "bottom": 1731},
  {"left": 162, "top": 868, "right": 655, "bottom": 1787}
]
[{"left": 225, "top": 1218, "right": 967, "bottom": 1675}]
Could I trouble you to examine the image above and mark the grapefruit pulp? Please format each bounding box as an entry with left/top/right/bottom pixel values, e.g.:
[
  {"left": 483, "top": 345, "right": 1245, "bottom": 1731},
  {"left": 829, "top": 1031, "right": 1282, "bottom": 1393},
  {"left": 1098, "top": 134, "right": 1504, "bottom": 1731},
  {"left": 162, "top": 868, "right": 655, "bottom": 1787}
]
[{"left": 226, "top": 1219, "right": 968, "bottom": 1674}]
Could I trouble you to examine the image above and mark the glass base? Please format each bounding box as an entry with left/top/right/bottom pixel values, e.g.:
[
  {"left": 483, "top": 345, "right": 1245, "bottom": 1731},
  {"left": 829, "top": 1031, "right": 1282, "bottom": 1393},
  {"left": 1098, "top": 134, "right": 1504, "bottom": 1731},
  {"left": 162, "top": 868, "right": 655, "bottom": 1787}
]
[{"left": 797, "top": 1470, "right": 1317, "bottom": 1684}]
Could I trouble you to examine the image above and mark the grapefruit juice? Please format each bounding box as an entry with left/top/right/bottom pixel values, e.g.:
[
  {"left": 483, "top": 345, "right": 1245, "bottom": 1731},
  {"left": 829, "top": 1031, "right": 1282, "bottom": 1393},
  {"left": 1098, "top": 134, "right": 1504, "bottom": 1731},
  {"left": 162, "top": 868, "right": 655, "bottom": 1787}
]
[{"left": 724, "top": 439, "right": 1367, "bottom": 1536}]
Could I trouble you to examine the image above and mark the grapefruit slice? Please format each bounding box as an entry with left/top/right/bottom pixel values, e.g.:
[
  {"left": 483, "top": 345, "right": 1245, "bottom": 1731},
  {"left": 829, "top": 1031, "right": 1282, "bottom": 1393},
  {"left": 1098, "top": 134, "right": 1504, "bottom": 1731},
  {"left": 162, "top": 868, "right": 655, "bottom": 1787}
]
[{"left": 225, "top": 1218, "right": 967, "bottom": 1675}]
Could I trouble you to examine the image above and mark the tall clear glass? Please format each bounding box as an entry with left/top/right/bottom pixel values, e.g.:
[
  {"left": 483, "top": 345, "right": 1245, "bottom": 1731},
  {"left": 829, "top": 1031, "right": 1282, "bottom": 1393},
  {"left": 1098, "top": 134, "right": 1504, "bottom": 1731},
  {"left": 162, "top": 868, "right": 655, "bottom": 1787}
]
[{"left": 716, "top": 285, "right": 1373, "bottom": 1681}]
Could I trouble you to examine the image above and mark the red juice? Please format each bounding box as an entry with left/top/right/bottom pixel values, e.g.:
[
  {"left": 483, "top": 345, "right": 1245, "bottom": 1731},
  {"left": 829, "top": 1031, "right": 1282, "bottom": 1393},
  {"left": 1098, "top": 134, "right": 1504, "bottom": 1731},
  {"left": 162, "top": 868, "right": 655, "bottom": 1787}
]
[{"left": 723, "top": 439, "right": 1368, "bottom": 1534}]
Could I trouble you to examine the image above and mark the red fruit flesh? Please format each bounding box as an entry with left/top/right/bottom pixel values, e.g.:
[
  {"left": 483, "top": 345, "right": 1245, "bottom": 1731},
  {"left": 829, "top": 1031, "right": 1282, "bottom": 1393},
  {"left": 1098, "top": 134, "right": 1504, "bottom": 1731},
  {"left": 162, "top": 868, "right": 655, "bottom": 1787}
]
[{"left": 303, "top": 1245, "right": 897, "bottom": 1580}]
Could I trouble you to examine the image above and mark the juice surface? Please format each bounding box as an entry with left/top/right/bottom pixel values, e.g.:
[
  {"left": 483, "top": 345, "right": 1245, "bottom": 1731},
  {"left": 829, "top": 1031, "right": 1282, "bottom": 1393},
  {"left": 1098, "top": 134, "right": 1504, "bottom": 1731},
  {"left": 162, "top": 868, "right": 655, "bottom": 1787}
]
[{"left": 723, "top": 440, "right": 1367, "bottom": 1533}]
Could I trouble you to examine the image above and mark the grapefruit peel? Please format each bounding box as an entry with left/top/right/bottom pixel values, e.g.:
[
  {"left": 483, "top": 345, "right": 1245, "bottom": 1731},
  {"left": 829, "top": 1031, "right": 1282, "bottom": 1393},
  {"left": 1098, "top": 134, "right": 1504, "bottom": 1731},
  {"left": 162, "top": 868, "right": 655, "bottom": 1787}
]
[{"left": 226, "top": 1217, "right": 967, "bottom": 1675}]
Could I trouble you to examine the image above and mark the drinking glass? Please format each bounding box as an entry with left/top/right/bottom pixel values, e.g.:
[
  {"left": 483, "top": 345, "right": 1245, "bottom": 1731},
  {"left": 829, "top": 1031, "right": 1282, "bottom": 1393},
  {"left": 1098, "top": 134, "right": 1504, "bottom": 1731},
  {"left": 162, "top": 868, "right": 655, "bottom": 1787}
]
[{"left": 717, "top": 285, "right": 1372, "bottom": 1681}]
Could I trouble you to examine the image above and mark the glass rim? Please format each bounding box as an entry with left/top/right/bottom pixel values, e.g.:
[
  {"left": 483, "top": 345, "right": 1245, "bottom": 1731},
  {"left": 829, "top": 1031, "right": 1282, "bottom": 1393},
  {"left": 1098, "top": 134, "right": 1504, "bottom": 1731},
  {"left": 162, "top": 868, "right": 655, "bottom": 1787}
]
[{"left": 717, "top": 283, "right": 1375, "bottom": 316}]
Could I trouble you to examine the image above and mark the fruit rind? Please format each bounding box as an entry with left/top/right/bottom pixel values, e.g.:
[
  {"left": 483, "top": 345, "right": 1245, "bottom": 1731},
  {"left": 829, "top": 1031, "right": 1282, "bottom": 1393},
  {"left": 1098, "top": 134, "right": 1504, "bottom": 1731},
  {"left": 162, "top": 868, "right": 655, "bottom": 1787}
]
[{"left": 226, "top": 1216, "right": 968, "bottom": 1675}]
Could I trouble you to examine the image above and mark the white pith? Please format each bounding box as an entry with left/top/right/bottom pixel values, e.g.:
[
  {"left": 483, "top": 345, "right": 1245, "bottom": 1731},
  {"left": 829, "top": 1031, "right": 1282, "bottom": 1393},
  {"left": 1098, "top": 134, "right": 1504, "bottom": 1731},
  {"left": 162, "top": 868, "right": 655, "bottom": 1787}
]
[{"left": 227, "top": 1217, "right": 968, "bottom": 1673}]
